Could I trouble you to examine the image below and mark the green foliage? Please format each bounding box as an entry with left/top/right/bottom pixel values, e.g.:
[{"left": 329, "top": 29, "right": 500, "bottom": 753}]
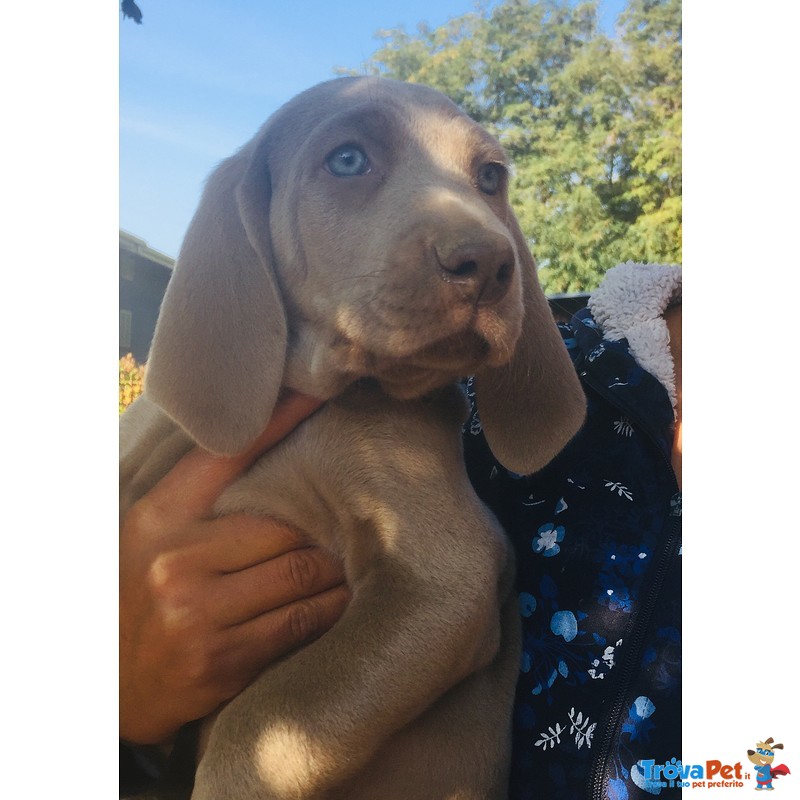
[{"left": 348, "top": 0, "right": 681, "bottom": 293}]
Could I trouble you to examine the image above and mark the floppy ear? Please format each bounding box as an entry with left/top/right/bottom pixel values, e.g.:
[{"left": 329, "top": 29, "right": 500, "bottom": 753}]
[
  {"left": 144, "top": 137, "right": 288, "bottom": 456},
  {"left": 472, "top": 212, "right": 586, "bottom": 475}
]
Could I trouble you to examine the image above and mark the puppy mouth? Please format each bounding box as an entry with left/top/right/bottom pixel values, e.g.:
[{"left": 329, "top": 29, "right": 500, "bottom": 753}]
[
  {"left": 311, "top": 285, "right": 524, "bottom": 398},
  {"left": 360, "top": 327, "right": 512, "bottom": 399}
]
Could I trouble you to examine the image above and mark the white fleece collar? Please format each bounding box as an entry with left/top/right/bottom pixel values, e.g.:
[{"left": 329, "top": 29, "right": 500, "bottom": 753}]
[{"left": 588, "top": 261, "right": 682, "bottom": 408}]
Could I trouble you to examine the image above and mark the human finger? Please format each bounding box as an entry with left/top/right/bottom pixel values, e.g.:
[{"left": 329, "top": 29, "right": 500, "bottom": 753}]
[
  {"left": 164, "top": 515, "right": 311, "bottom": 572},
  {"left": 216, "top": 584, "right": 351, "bottom": 687},
  {"left": 210, "top": 546, "right": 347, "bottom": 628}
]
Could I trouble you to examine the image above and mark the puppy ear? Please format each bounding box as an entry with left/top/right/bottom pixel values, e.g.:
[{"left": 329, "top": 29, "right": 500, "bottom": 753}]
[
  {"left": 144, "top": 138, "right": 288, "bottom": 456},
  {"left": 473, "top": 213, "right": 586, "bottom": 475}
]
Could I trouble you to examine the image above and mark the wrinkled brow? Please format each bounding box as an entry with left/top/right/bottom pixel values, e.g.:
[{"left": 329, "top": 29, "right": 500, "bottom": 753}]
[
  {"left": 470, "top": 135, "right": 509, "bottom": 167},
  {"left": 408, "top": 107, "right": 509, "bottom": 172},
  {"left": 310, "top": 102, "right": 404, "bottom": 147},
  {"left": 276, "top": 98, "right": 510, "bottom": 192}
]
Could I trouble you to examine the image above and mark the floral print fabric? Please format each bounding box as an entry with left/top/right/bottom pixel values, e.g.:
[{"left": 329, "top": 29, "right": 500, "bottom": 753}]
[{"left": 463, "top": 308, "right": 682, "bottom": 800}]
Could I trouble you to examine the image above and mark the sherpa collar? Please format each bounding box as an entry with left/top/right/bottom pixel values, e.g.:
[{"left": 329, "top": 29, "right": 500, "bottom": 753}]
[{"left": 588, "top": 262, "right": 682, "bottom": 409}]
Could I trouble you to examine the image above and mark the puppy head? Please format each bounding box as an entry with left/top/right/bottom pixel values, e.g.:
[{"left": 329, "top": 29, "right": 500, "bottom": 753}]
[{"left": 146, "top": 77, "right": 585, "bottom": 468}]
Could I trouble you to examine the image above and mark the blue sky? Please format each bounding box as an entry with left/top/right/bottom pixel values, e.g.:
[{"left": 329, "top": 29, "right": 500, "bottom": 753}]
[{"left": 120, "top": 0, "right": 627, "bottom": 258}]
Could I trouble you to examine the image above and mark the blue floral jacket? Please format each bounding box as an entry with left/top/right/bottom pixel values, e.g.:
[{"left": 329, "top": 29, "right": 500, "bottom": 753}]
[{"left": 463, "top": 307, "right": 681, "bottom": 800}]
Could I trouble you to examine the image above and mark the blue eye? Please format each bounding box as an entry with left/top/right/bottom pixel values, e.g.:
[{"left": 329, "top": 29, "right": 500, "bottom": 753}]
[
  {"left": 326, "top": 145, "right": 370, "bottom": 177},
  {"left": 477, "top": 162, "right": 506, "bottom": 195}
]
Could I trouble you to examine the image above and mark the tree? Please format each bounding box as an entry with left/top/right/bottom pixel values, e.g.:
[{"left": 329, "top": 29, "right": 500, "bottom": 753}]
[
  {"left": 617, "top": 0, "right": 682, "bottom": 266},
  {"left": 351, "top": 0, "right": 681, "bottom": 292}
]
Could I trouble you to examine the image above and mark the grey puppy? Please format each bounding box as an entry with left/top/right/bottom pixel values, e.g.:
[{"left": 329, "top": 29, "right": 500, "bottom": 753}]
[{"left": 120, "top": 76, "right": 586, "bottom": 800}]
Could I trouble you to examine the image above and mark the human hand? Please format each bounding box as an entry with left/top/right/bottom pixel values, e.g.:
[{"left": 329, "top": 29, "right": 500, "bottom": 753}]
[{"left": 119, "top": 393, "right": 350, "bottom": 745}]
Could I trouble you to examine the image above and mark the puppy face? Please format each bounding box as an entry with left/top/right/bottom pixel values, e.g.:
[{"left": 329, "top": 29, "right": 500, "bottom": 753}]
[
  {"left": 147, "top": 76, "right": 586, "bottom": 464},
  {"left": 263, "top": 79, "right": 524, "bottom": 398}
]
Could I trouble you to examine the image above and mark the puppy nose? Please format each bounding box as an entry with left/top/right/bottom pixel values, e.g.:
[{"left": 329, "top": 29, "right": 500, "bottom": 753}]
[{"left": 437, "top": 240, "right": 515, "bottom": 306}]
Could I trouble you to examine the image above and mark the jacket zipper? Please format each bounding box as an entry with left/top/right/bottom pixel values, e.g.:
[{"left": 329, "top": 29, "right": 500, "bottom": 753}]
[{"left": 579, "top": 369, "right": 682, "bottom": 800}]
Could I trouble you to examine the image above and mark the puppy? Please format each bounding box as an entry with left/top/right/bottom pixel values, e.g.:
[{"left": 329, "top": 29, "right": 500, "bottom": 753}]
[{"left": 120, "top": 76, "right": 586, "bottom": 799}]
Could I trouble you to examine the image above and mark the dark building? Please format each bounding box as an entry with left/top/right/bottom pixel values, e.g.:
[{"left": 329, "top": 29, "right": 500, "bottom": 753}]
[{"left": 119, "top": 230, "right": 174, "bottom": 362}]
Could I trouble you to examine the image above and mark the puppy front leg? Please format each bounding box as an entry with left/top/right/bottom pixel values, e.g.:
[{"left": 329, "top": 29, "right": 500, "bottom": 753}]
[{"left": 191, "top": 551, "right": 505, "bottom": 800}]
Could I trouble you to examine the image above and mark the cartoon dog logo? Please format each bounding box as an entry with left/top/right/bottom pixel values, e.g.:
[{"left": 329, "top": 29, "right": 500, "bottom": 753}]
[{"left": 747, "top": 738, "right": 791, "bottom": 790}]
